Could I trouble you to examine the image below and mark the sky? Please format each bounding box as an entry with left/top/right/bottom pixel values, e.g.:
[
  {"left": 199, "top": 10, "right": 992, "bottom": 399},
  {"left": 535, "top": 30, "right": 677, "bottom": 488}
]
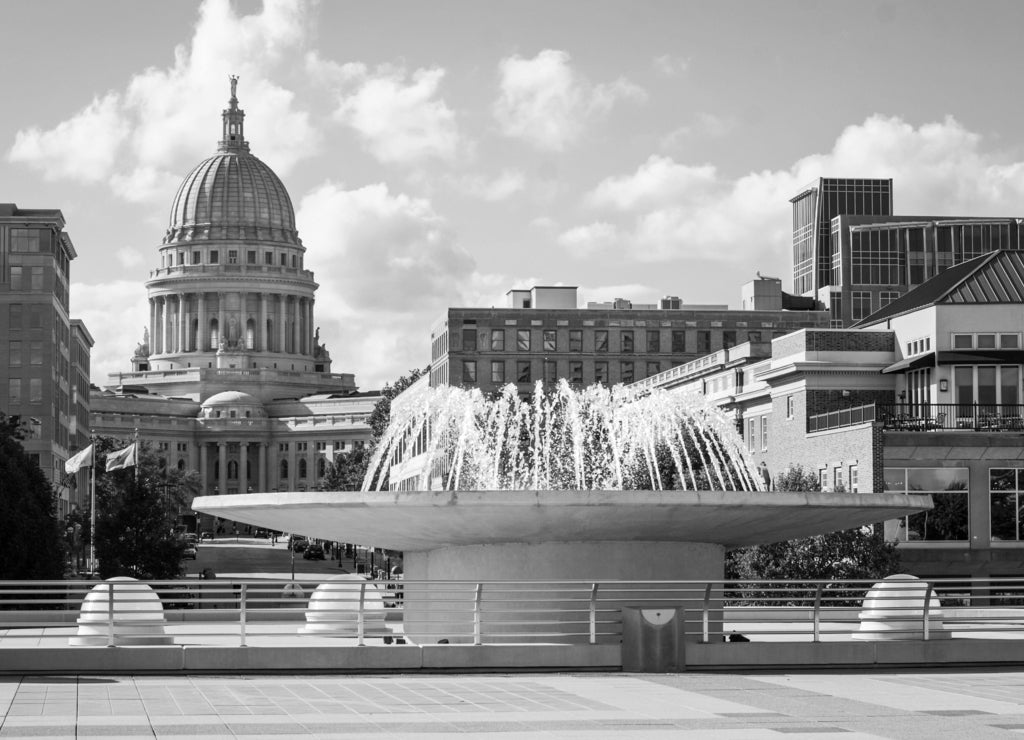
[{"left": 7, "top": 0, "right": 1024, "bottom": 391}]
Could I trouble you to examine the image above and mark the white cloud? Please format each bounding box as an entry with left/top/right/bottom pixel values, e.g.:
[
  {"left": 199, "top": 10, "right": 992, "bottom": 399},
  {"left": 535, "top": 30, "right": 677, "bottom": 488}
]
[
  {"left": 446, "top": 169, "right": 526, "bottom": 201},
  {"left": 7, "top": 0, "right": 320, "bottom": 201},
  {"left": 72, "top": 281, "right": 150, "bottom": 385},
  {"left": 660, "top": 113, "right": 738, "bottom": 149},
  {"left": 331, "top": 64, "right": 461, "bottom": 165},
  {"left": 296, "top": 181, "right": 480, "bottom": 388},
  {"left": 9, "top": 93, "right": 129, "bottom": 183},
  {"left": 652, "top": 54, "right": 689, "bottom": 77},
  {"left": 115, "top": 247, "right": 146, "bottom": 269},
  {"left": 562, "top": 114, "right": 1024, "bottom": 266},
  {"left": 493, "top": 49, "right": 646, "bottom": 151}
]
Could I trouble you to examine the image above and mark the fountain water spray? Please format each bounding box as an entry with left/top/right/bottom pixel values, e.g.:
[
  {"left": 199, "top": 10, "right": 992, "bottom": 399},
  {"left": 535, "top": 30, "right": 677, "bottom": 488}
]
[{"left": 364, "top": 379, "right": 764, "bottom": 492}]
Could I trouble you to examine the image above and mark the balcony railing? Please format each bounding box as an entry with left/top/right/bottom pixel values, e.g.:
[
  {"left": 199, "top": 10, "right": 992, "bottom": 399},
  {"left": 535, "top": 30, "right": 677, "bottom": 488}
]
[
  {"left": 808, "top": 403, "right": 876, "bottom": 433},
  {"left": 879, "top": 403, "right": 1024, "bottom": 432}
]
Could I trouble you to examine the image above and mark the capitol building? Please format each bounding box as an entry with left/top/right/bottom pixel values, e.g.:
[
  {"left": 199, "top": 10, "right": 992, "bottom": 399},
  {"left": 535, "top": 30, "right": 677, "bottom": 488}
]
[{"left": 91, "top": 80, "right": 377, "bottom": 515}]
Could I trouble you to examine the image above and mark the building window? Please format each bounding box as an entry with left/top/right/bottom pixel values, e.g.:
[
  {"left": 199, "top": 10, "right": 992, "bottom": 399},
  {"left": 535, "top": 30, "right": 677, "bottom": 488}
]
[
  {"left": 697, "top": 331, "right": 711, "bottom": 354},
  {"left": 462, "top": 360, "right": 477, "bottom": 384},
  {"left": 29, "top": 378, "right": 41, "bottom": 404},
  {"left": 647, "top": 330, "right": 661, "bottom": 353},
  {"left": 491, "top": 361, "right": 505, "bottom": 384},
  {"left": 849, "top": 465, "right": 859, "bottom": 493},
  {"left": 885, "top": 467, "right": 969, "bottom": 541},
  {"left": 517, "top": 360, "right": 531, "bottom": 383},
  {"left": 30, "top": 267, "right": 43, "bottom": 290},
  {"left": 9, "top": 341, "right": 21, "bottom": 367},
  {"left": 570, "top": 361, "right": 583, "bottom": 385},
  {"left": 193, "top": 250, "right": 201, "bottom": 264},
  {"left": 621, "top": 361, "right": 634, "bottom": 384},
  {"left": 9, "top": 266, "right": 22, "bottom": 290},
  {"left": 10, "top": 228, "right": 42, "bottom": 252},
  {"left": 247, "top": 250, "right": 257, "bottom": 264},
  {"left": 646, "top": 361, "right": 660, "bottom": 378},
  {"left": 490, "top": 330, "right": 504, "bottom": 351},
  {"left": 298, "top": 459, "right": 307, "bottom": 479},
  {"left": 747, "top": 418, "right": 756, "bottom": 453},
  {"left": 8, "top": 378, "right": 21, "bottom": 406},
  {"left": 569, "top": 330, "right": 583, "bottom": 352},
  {"left": 228, "top": 461, "right": 238, "bottom": 479},
  {"left": 517, "top": 329, "right": 530, "bottom": 351},
  {"left": 621, "top": 330, "right": 634, "bottom": 353},
  {"left": 991, "top": 468, "right": 1024, "bottom": 541},
  {"left": 595, "top": 361, "right": 608, "bottom": 384},
  {"left": 760, "top": 417, "right": 768, "bottom": 452},
  {"left": 264, "top": 252, "right": 273, "bottom": 265},
  {"left": 671, "top": 331, "right": 685, "bottom": 353},
  {"left": 722, "top": 330, "right": 736, "bottom": 349},
  {"left": 851, "top": 291, "right": 872, "bottom": 321},
  {"left": 228, "top": 250, "right": 238, "bottom": 264},
  {"left": 210, "top": 250, "right": 219, "bottom": 264},
  {"left": 786, "top": 395, "right": 794, "bottom": 419},
  {"left": 462, "top": 328, "right": 477, "bottom": 351},
  {"left": 543, "top": 329, "right": 557, "bottom": 352},
  {"left": 819, "top": 469, "right": 829, "bottom": 491},
  {"left": 954, "top": 365, "right": 1020, "bottom": 408},
  {"left": 543, "top": 359, "right": 557, "bottom": 384},
  {"left": 279, "top": 460, "right": 289, "bottom": 478},
  {"left": 952, "top": 333, "right": 973, "bottom": 349},
  {"left": 279, "top": 443, "right": 289, "bottom": 452},
  {"left": 280, "top": 253, "right": 287, "bottom": 266},
  {"left": 595, "top": 330, "right": 608, "bottom": 352},
  {"left": 879, "top": 291, "right": 900, "bottom": 308},
  {"left": 834, "top": 466, "right": 844, "bottom": 492}
]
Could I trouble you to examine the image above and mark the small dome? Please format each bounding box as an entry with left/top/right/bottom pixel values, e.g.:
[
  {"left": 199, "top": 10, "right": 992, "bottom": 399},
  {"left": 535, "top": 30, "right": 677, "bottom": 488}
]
[{"left": 200, "top": 391, "right": 266, "bottom": 420}]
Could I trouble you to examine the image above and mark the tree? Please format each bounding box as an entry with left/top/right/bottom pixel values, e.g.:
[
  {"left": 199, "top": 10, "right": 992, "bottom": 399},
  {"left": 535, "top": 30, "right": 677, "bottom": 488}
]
[
  {"left": 321, "top": 367, "right": 428, "bottom": 493},
  {"left": 725, "top": 465, "right": 901, "bottom": 599},
  {"left": 0, "top": 412, "right": 65, "bottom": 579},
  {"left": 93, "top": 437, "right": 186, "bottom": 579}
]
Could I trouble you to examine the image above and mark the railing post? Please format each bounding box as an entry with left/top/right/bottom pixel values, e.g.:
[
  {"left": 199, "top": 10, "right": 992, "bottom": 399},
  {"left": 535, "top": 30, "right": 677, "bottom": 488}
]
[
  {"left": 107, "top": 582, "right": 115, "bottom": 648},
  {"left": 812, "top": 583, "right": 823, "bottom": 643},
  {"left": 239, "top": 583, "right": 247, "bottom": 647},
  {"left": 702, "top": 582, "right": 712, "bottom": 643},
  {"left": 357, "top": 582, "right": 366, "bottom": 646},
  {"left": 589, "top": 583, "right": 599, "bottom": 645},
  {"left": 923, "top": 582, "right": 934, "bottom": 641},
  {"left": 474, "top": 582, "right": 483, "bottom": 646}
]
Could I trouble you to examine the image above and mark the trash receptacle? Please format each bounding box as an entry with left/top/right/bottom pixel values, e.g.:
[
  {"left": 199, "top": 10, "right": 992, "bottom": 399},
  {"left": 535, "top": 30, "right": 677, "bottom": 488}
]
[{"left": 621, "top": 606, "right": 685, "bottom": 672}]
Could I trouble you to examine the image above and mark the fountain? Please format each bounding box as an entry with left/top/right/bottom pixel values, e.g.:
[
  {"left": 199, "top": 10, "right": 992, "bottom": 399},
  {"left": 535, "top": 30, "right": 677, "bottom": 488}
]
[{"left": 193, "top": 379, "right": 931, "bottom": 643}]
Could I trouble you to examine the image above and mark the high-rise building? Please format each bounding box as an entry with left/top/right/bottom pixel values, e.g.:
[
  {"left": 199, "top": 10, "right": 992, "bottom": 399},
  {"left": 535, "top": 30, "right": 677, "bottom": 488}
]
[
  {"left": 90, "top": 80, "right": 376, "bottom": 521},
  {"left": 791, "top": 178, "right": 893, "bottom": 299},
  {"left": 0, "top": 204, "right": 93, "bottom": 519}
]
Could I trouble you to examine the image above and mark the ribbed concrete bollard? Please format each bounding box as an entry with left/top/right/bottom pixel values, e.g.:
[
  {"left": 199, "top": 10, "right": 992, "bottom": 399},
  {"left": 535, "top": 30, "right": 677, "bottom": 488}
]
[
  {"left": 299, "top": 575, "right": 389, "bottom": 639},
  {"left": 854, "top": 574, "right": 948, "bottom": 641},
  {"left": 70, "top": 577, "right": 173, "bottom": 646}
]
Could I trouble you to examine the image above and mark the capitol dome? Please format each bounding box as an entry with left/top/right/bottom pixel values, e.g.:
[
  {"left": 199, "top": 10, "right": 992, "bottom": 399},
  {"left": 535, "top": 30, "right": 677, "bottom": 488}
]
[{"left": 162, "top": 78, "right": 299, "bottom": 247}]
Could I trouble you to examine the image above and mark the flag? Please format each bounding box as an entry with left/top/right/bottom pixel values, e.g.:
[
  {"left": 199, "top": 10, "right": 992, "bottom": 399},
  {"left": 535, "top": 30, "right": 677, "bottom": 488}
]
[
  {"left": 65, "top": 444, "right": 94, "bottom": 474},
  {"left": 105, "top": 442, "right": 138, "bottom": 472}
]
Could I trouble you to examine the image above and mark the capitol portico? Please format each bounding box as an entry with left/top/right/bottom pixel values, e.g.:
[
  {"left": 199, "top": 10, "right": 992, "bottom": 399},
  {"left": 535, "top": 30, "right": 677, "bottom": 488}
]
[{"left": 91, "top": 79, "right": 376, "bottom": 518}]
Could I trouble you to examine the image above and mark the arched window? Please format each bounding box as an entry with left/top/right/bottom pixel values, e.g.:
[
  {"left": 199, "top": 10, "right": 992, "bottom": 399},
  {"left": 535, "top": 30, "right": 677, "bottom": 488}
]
[
  {"left": 246, "top": 459, "right": 252, "bottom": 479},
  {"left": 279, "top": 459, "right": 288, "bottom": 479},
  {"left": 177, "top": 459, "right": 185, "bottom": 471},
  {"left": 246, "top": 318, "right": 256, "bottom": 350},
  {"left": 298, "top": 458, "right": 307, "bottom": 479},
  {"left": 210, "top": 318, "right": 219, "bottom": 349},
  {"left": 213, "top": 460, "right": 219, "bottom": 478},
  {"left": 228, "top": 460, "right": 238, "bottom": 479},
  {"left": 317, "top": 458, "right": 326, "bottom": 477}
]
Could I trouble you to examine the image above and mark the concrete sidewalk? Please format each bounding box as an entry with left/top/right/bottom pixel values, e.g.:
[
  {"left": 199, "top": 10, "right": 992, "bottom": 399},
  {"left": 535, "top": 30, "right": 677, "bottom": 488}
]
[{"left": 2, "top": 669, "right": 1023, "bottom": 738}]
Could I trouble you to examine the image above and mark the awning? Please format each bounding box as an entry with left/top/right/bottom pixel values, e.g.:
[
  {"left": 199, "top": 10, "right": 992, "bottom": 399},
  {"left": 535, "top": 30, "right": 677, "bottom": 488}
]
[{"left": 881, "top": 352, "right": 936, "bottom": 374}]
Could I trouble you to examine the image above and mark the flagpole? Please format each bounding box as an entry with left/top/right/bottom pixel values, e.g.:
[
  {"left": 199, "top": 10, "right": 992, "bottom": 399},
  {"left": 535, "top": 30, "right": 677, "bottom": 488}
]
[
  {"left": 89, "top": 434, "right": 96, "bottom": 576},
  {"left": 134, "top": 427, "right": 140, "bottom": 483}
]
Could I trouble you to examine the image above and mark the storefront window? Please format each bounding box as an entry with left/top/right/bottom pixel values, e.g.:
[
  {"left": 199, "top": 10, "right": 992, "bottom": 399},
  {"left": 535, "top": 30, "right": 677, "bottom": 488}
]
[
  {"left": 990, "top": 468, "right": 1024, "bottom": 542},
  {"left": 886, "top": 467, "right": 969, "bottom": 541}
]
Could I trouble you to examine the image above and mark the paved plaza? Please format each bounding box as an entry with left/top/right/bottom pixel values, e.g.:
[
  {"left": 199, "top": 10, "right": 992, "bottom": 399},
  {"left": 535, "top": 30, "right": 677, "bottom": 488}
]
[{"left": 1, "top": 669, "right": 1024, "bottom": 738}]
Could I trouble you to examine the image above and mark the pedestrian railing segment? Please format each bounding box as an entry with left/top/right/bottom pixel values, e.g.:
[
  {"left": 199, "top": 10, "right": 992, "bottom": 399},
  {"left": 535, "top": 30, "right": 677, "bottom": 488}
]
[{"left": 1, "top": 577, "right": 1024, "bottom": 647}]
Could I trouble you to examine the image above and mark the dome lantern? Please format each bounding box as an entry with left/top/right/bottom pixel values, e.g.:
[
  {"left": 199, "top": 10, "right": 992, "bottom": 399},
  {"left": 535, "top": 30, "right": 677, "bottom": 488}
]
[{"left": 219, "top": 75, "right": 250, "bottom": 154}]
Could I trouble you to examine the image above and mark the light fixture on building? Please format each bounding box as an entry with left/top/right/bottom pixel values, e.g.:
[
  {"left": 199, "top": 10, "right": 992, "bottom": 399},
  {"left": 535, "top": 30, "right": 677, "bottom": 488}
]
[
  {"left": 939, "top": 379, "right": 948, "bottom": 392},
  {"left": 841, "top": 390, "right": 851, "bottom": 398}
]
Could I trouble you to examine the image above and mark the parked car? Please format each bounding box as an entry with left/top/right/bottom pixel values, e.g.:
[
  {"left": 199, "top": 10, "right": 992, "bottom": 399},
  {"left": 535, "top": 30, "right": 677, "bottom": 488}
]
[
  {"left": 254, "top": 528, "right": 269, "bottom": 538},
  {"left": 303, "top": 544, "right": 325, "bottom": 560},
  {"left": 200, "top": 531, "right": 214, "bottom": 541},
  {"left": 184, "top": 533, "right": 198, "bottom": 546},
  {"left": 291, "top": 537, "right": 308, "bottom": 553},
  {"left": 183, "top": 545, "right": 198, "bottom": 560}
]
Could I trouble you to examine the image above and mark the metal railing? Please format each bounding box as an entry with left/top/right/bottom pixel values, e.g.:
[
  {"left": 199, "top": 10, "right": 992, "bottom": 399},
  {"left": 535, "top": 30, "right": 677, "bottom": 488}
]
[
  {"left": 808, "top": 403, "right": 877, "bottom": 432},
  {"left": 2, "top": 577, "right": 1023, "bottom": 647},
  {"left": 879, "top": 403, "right": 1024, "bottom": 432}
]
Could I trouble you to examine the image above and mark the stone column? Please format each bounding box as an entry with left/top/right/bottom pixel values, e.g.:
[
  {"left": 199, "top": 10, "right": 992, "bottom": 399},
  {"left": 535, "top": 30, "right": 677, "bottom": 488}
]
[
  {"left": 199, "top": 442, "right": 209, "bottom": 495},
  {"left": 239, "top": 291, "right": 247, "bottom": 349},
  {"left": 162, "top": 296, "right": 171, "bottom": 355},
  {"left": 278, "top": 294, "right": 287, "bottom": 353},
  {"left": 217, "top": 293, "right": 226, "bottom": 349},
  {"left": 177, "top": 292, "right": 187, "bottom": 353},
  {"left": 258, "top": 443, "right": 267, "bottom": 492},
  {"left": 292, "top": 298, "right": 300, "bottom": 356},
  {"left": 287, "top": 442, "right": 296, "bottom": 490},
  {"left": 149, "top": 298, "right": 157, "bottom": 354},
  {"left": 239, "top": 442, "right": 249, "bottom": 493},
  {"left": 218, "top": 442, "right": 228, "bottom": 496},
  {"left": 259, "top": 293, "right": 268, "bottom": 352},
  {"left": 308, "top": 299, "right": 315, "bottom": 356},
  {"left": 197, "top": 292, "right": 207, "bottom": 351}
]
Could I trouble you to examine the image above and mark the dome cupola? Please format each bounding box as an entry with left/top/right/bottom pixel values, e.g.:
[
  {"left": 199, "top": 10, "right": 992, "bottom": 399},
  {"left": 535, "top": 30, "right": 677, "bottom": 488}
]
[{"left": 162, "top": 76, "right": 300, "bottom": 246}]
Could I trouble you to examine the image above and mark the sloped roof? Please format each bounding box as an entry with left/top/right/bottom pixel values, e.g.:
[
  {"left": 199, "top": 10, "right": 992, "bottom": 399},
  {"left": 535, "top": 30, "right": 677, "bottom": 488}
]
[{"left": 853, "top": 250, "right": 1024, "bottom": 327}]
